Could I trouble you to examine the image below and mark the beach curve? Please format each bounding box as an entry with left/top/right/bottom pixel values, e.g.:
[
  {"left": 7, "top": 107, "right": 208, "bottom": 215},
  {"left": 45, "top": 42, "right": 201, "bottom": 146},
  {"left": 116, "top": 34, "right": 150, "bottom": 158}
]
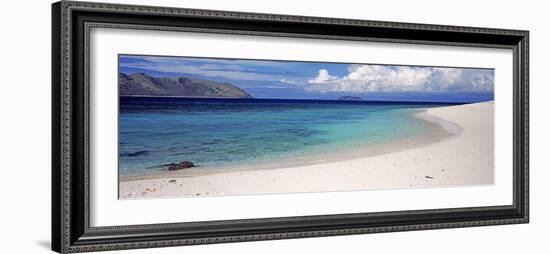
[{"left": 119, "top": 101, "right": 494, "bottom": 199}]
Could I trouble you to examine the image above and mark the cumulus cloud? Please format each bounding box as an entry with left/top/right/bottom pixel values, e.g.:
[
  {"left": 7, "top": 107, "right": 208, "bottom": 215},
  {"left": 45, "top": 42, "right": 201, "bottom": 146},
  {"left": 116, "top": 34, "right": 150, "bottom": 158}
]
[
  {"left": 306, "top": 64, "right": 493, "bottom": 93},
  {"left": 308, "top": 69, "right": 338, "bottom": 84}
]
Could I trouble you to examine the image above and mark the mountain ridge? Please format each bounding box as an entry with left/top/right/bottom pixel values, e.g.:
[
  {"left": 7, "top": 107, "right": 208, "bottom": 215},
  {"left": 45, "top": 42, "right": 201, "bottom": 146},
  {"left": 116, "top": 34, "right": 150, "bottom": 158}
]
[{"left": 119, "top": 73, "right": 253, "bottom": 98}]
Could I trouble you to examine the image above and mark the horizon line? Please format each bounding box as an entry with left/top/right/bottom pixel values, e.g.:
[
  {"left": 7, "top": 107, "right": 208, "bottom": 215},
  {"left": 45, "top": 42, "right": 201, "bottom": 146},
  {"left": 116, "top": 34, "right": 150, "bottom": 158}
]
[{"left": 119, "top": 95, "right": 492, "bottom": 104}]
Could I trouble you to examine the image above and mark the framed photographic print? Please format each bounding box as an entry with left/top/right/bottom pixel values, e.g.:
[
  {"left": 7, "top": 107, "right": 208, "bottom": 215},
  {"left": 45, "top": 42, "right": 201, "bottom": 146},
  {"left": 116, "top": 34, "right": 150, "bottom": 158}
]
[{"left": 52, "top": 1, "right": 529, "bottom": 253}]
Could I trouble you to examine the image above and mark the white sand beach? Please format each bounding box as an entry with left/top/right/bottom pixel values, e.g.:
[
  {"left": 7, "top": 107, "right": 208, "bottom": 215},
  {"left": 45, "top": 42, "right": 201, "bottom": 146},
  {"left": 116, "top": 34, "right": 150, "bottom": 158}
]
[{"left": 119, "top": 101, "right": 494, "bottom": 199}]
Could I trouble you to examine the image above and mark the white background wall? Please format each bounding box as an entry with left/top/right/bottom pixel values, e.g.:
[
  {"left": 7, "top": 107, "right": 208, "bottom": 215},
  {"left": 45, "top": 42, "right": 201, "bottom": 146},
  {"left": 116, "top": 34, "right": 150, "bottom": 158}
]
[{"left": 0, "top": 0, "right": 547, "bottom": 253}]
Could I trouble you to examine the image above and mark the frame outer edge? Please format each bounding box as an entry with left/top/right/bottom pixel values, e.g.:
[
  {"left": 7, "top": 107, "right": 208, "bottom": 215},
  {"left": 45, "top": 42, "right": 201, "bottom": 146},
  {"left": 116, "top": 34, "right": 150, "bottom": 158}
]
[
  {"left": 65, "top": 0, "right": 527, "bottom": 36},
  {"left": 523, "top": 31, "right": 529, "bottom": 223},
  {"left": 51, "top": 1, "right": 62, "bottom": 253},
  {"left": 60, "top": 1, "right": 73, "bottom": 253},
  {"left": 56, "top": 1, "right": 530, "bottom": 252}
]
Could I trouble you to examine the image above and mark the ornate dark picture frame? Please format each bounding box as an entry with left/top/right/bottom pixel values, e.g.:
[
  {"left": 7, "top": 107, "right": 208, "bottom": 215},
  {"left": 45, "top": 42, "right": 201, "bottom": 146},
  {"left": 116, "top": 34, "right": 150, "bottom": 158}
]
[{"left": 52, "top": 1, "right": 529, "bottom": 253}]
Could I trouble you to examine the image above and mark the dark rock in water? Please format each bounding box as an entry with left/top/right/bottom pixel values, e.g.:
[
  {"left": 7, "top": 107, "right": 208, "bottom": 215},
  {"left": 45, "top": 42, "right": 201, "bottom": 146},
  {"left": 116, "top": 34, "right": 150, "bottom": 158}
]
[
  {"left": 425, "top": 176, "right": 434, "bottom": 179},
  {"left": 338, "top": 96, "right": 363, "bottom": 101},
  {"left": 120, "top": 150, "right": 150, "bottom": 157},
  {"left": 166, "top": 161, "right": 195, "bottom": 171}
]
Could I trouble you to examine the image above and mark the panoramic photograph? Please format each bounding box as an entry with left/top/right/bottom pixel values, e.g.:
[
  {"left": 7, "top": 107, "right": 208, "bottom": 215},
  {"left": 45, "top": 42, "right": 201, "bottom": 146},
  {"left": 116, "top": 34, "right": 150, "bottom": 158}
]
[{"left": 118, "top": 54, "right": 495, "bottom": 199}]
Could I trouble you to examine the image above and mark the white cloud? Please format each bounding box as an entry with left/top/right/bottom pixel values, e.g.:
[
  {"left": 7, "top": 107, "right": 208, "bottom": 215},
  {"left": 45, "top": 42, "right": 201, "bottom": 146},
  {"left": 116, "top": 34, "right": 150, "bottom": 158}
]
[
  {"left": 151, "top": 65, "right": 277, "bottom": 81},
  {"left": 279, "top": 78, "right": 298, "bottom": 84},
  {"left": 306, "top": 65, "right": 493, "bottom": 93},
  {"left": 308, "top": 69, "right": 338, "bottom": 84},
  {"left": 342, "top": 65, "right": 432, "bottom": 91},
  {"left": 121, "top": 55, "right": 293, "bottom": 82},
  {"left": 470, "top": 73, "right": 494, "bottom": 92}
]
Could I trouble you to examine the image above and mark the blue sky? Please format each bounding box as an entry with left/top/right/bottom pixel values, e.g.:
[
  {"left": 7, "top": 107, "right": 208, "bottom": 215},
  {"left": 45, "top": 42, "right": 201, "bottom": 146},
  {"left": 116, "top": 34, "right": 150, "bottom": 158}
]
[{"left": 119, "top": 55, "right": 494, "bottom": 102}]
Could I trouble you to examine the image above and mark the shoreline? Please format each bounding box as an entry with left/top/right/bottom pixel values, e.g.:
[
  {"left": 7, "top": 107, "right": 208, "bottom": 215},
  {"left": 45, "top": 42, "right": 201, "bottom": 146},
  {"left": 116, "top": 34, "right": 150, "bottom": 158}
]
[
  {"left": 119, "top": 101, "right": 494, "bottom": 199},
  {"left": 120, "top": 108, "right": 460, "bottom": 182}
]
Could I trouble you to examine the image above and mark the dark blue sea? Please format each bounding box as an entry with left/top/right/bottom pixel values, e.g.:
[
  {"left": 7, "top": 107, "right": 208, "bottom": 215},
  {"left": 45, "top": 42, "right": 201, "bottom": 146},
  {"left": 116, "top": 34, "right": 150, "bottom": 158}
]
[{"left": 119, "top": 97, "right": 459, "bottom": 175}]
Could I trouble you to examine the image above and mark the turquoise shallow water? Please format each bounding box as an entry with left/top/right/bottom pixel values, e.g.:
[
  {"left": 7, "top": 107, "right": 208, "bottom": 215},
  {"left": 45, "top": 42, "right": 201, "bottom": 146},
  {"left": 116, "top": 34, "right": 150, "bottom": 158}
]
[{"left": 119, "top": 97, "right": 458, "bottom": 175}]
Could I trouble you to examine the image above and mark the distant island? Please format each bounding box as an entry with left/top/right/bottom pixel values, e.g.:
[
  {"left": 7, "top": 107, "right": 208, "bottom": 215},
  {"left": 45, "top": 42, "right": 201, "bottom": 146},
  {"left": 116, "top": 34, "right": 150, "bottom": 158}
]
[
  {"left": 338, "top": 96, "right": 363, "bottom": 101},
  {"left": 119, "top": 73, "right": 253, "bottom": 98}
]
